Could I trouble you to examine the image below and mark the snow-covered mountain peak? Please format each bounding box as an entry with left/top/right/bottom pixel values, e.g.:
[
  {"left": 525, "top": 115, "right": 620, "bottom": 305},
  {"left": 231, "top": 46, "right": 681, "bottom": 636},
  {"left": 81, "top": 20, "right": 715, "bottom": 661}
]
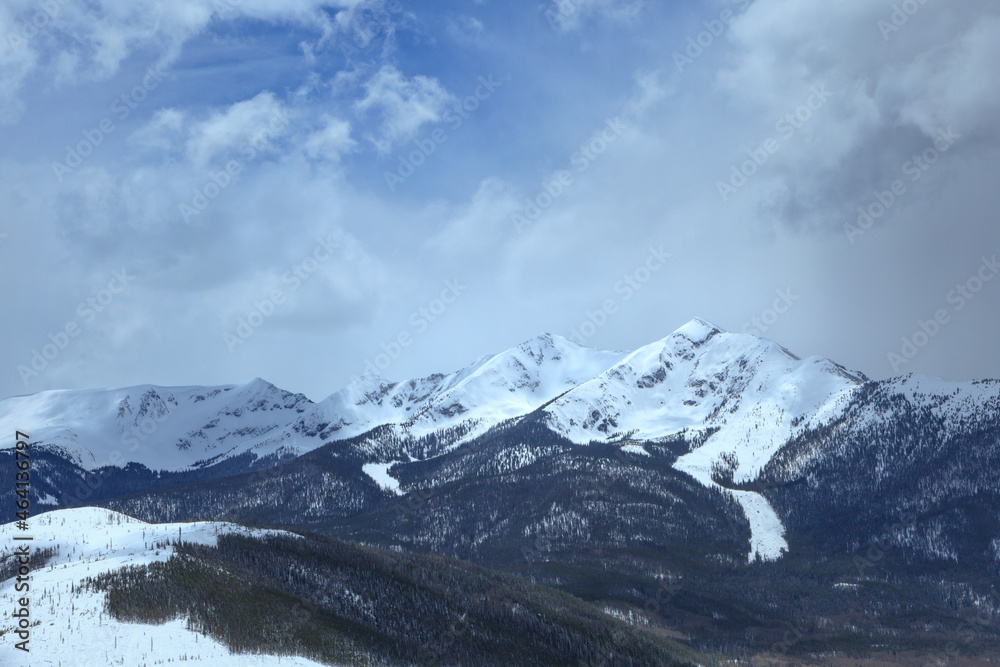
[
  {"left": 545, "top": 324, "right": 867, "bottom": 444},
  {"left": 228, "top": 377, "right": 312, "bottom": 413},
  {"left": 540, "top": 323, "right": 870, "bottom": 561},
  {"left": 657, "top": 319, "right": 868, "bottom": 387},
  {"left": 9, "top": 323, "right": 981, "bottom": 568},
  {"left": 846, "top": 373, "right": 1000, "bottom": 435},
  {"left": 337, "top": 373, "right": 400, "bottom": 401},
  {"left": 671, "top": 317, "right": 725, "bottom": 344},
  {"left": 519, "top": 330, "right": 562, "bottom": 347},
  {"left": 513, "top": 331, "right": 584, "bottom": 356},
  {"left": 235, "top": 376, "right": 282, "bottom": 397},
  {"left": 295, "top": 334, "right": 628, "bottom": 445},
  {"left": 473, "top": 332, "right": 623, "bottom": 382}
]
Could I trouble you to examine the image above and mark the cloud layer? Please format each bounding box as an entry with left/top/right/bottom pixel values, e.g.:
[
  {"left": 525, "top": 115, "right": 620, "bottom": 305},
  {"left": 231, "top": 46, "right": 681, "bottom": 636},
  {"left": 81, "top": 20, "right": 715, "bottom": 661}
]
[{"left": 1, "top": 0, "right": 999, "bottom": 401}]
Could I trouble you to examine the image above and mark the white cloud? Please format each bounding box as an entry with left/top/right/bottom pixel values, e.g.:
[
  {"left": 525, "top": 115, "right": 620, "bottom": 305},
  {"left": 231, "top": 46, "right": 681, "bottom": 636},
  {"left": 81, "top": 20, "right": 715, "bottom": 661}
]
[
  {"left": 545, "top": 0, "right": 645, "bottom": 32},
  {"left": 428, "top": 178, "right": 519, "bottom": 255},
  {"left": 130, "top": 108, "right": 186, "bottom": 152},
  {"left": 185, "top": 92, "right": 291, "bottom": 166},
  {"left": 131, "top": 90, "right": 355, "bottom": 168},
  {"left": 0, "top": 0, "right": 364, "bottom": 125},
  {"left": 721, "top": 0, "right": 1000, "bottom": 128},
  {"left": 446, "top": 15, "right": 485, "bottom": 43},
  {"left": 0, "top": 4, "right": 38, "bottom": 123},
  {"left": 303, "top": 115, "right": 355, "bottom": 160},
  {"left": 625, "top": 69, "right": 673, "bottom": 116},
  {"left": 354, "top": 64, "right": 455, "bottom": 153},
  {"left": 891, "top": 15, "right": 1000, "bottom": 138}
]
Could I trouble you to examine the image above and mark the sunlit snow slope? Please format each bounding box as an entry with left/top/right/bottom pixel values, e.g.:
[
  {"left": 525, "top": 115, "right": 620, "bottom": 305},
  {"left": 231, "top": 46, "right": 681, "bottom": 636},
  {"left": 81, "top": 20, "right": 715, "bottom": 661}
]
[{"left": 289, "top": 332, "right": 627, "bottom": 445}]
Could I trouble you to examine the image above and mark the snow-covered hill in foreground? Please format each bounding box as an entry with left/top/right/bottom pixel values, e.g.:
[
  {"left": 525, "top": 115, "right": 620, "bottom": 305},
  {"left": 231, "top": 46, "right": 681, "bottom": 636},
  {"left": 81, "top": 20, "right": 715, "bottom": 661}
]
[{"left": 0, "top": 508, "right": 328, "bottom": 667}]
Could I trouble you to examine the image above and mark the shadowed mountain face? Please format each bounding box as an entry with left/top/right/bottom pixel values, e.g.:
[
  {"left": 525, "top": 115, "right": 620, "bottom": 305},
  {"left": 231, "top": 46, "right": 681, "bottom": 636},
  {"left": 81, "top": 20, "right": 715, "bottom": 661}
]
[{"left": 756, "top": 375, "right": 1000, "bottom": 571}]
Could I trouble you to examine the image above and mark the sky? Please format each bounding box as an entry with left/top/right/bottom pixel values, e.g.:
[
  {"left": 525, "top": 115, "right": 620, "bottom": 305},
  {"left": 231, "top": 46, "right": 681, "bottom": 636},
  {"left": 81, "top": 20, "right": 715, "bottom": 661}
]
[{"left": 2, "top": 0, "right": 1000, "bottom": 402}]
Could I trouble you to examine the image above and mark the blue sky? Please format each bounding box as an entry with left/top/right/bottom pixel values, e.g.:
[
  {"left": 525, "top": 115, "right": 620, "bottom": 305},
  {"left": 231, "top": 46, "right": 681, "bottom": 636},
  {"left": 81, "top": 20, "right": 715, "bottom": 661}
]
[{"left": 2, "top": 0, "right": 1000, "bottom": 400}]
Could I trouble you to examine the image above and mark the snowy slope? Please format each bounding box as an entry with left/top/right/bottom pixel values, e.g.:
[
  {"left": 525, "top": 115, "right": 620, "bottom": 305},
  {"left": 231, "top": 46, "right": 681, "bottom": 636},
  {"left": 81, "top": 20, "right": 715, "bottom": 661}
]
[
  {"left": 0, "top": 508, "right": 329, "bottom": 667},
  {"left": 0, "top": 336, "right": 624, "bottom": 475},
  {"left": 866, "top": 373, "right": 1000, "bottom": 432},
  {"left": 0, "top": 379, "right": 312, "bottom": 472},
  {"left": 544, "top": 318, "right": 865, "bottom": 453},
  {"left": 543, "top": 318, "right": 868, "bottom": 561},
  {"left": 291, "top": 333, "right": 627, "bottom": 446},
  {"left": 767, "top": 373, "right": 1000, "bottom": 483}
]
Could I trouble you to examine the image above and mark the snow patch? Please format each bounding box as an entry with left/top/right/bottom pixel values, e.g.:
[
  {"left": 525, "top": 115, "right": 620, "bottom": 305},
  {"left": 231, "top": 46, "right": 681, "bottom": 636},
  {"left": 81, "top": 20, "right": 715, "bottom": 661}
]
[
  {"left": 35, "top": 491, "right": 58, "bottom": 505},
  {"left": 674, "top": 454, "right": 788, "bottom": 561},
  {"left": 362, "top": 462, "right": 404, "bottom": 495}
]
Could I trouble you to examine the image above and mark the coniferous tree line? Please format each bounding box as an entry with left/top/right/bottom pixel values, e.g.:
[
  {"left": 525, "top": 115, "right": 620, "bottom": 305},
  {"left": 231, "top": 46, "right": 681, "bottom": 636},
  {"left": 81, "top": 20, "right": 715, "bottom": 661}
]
[{"left": 84, "top": 531, "right": 696, "bottom": 666}]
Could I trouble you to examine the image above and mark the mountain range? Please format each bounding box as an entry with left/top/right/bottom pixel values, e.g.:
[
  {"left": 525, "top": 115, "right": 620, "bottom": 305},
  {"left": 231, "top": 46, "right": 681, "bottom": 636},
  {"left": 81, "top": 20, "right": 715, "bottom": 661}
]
[{"left": 3, "top": 318, "right": 1000, "bottom": 664}]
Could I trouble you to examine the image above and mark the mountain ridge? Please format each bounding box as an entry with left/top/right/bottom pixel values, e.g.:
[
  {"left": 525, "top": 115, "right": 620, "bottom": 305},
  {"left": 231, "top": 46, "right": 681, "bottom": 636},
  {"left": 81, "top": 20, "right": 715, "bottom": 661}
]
[{"left": 2, "top": 318, "right": 993, "bottom": 565}]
